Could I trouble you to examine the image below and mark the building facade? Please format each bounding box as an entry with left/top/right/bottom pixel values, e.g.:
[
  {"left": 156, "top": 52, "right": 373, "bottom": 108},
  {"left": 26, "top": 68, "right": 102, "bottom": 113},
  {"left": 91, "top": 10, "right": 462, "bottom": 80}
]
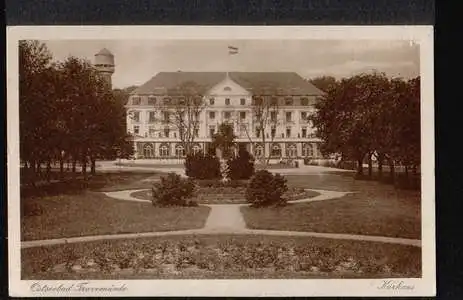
[{"left": 124, "top": 71, "right": 325, "bottom": 162}]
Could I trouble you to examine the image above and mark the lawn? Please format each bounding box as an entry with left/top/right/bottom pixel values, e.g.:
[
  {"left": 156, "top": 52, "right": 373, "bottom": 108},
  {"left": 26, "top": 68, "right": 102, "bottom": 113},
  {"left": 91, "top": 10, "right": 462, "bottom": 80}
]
[
  {"left": 22, "top": 234, "right": 421, "bottom": 279},
  {"left": 241, "top": 174, "right": 421, "bottom": 239},
  {"left": 21, "top": 192, "right": 210, "bottom": 241}
]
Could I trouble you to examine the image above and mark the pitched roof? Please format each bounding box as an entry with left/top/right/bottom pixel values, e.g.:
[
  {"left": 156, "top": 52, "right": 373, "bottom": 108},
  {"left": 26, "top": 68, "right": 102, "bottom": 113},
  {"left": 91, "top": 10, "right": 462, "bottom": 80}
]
[{"left": 131, "top": 72, "right": 323, "bottom": 97}]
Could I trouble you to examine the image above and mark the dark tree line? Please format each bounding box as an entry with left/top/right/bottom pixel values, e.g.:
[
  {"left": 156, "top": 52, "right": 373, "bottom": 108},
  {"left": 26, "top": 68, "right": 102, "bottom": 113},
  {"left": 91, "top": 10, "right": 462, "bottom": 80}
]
[
  {"left": 19, "top": 40, "right": 134, "bottom": 184},
  {"left": 309, "top": 73, "right": 420, "bottom": 181}
]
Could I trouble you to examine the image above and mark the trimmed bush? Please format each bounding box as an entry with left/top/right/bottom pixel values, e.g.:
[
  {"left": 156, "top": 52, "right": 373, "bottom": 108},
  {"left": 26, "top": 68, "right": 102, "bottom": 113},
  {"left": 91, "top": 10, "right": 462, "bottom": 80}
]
[
  {"left": 195, "top": 179, "right": 248, "bottom": 188},
  {"left": 184, "top": 151, "right": 222, "bottom": 180},
  {"left": 151, "top": 172, "right": 197, "bottom": 206},
  {"left": 245, "top": 170, "right": 288, "bottom": 207},
  {"left": 226, "top": 148, "right": 255, "bottom": 180}
]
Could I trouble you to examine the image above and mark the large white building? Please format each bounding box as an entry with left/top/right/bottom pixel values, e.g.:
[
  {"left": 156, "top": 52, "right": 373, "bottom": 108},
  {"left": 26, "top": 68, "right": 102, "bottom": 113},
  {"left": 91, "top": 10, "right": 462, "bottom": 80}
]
[{"left": 94, "top": 48, "right": 325, "bottom": 162}]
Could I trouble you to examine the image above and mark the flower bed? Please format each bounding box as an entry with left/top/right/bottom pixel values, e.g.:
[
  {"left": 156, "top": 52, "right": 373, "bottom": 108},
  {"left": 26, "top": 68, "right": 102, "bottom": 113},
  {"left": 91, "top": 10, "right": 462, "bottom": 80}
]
[
  {"left": 130, "top": 187, "right": 320, "bottom": 205},
  {"left": 22, "top": 234, "right": 421, "bottom": 279}
]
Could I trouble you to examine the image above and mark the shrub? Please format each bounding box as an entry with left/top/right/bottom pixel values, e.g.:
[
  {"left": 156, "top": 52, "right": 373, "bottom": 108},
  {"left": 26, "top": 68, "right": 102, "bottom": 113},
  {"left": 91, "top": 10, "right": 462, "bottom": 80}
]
[
  {"left": 184, "top": 151, "right": 222, "bottom": 180},
  {"left": 226, "top": 148, "right": 255, "bottom": 180},
  {"left": 151, "top": 172, "right": 197, "bottom": 206},
  {"left": 195, "top": 179, "right": 248, "bottom": 188},
  {"left": 245, "top": 170, "right": 288, "bottom": 207}
]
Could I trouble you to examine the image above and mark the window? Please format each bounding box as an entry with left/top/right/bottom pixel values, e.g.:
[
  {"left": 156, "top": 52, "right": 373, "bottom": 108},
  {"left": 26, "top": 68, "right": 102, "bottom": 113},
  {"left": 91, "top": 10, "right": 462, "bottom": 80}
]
[
  {"left": 209, "top": 125, "right": 215, "bottom": 137},
  {"left": 240, "top": 98, "right": 246, "bottom": 105},
  {"left": 271, "top": 144, "right": 282, "bottom": 157},
  {"left": 178, "top": 97, "right": 186, "bottom": 105},
  {"left": 287, "top": 144, "right": 297, "bottom": 158},
  {"left": 271, "top": 126, "right": 276, "bottom": 138},
  {"left": 193, "top": 144, "right": 201, "bottom": 155},
  {"left": 209, "top": 98, "right": 215, "bottom": 105},
  {"left": 132, "top": 111, "right": 140, "bottom": 122},
  {"left": 225, "top": 98, "right": 230, "bottom": 105},
  {"left": 240, "top": 111, "right": 246, "bottom": 120},
  {"left": 148, "top": 111, "right": 156, "bottom": 123},
  {"left": 224, "top": 111, "right": 231, "bottom": 119},
  {"left": 133, "top": 125, "right": 140, "bottom": 135},
  {"left": 195, "top": 111, "right": 200, "bottom": 120},
  {"left": 301, "top": 111, "right": 308, "bottom": 120},
  {"left": 254, "top": 145, "right": 264, "bottom": 158},
  {"left": 270, "top": 111, "right": 277, "bottom": 122},
  {"left": 301, "top": 98, "right": 309, "bottom": 106},
  {"left": 148, "top": 96, "right": 157, "bottom": 105},
  {"left": 285, "top": 97, "right": 293, "bottom": 105},
  {"left": 286, "top": 112, "right": 292, "bottom": 122},
  {"left": 132, "top": 97, "right": 141, "bottom": 105},
  {"left": 143, "top": 144, "right": 154, "bottom": 158},
  {"left": 163, "top": 111, "right": 170, "bottom": 123},
  {"left": 301, "top": 127, "right": 307, "bottom": 138},
  {"left": 271, "top": 97, "right": 278, "bottom": 106},
  {"left": 239, "top": 124, "right": 247, "bottom": 137},
  {"left": 163, "top": 97, "right": 170, "bottom": 105},
  {"left": 209, "top": 111, "right": 215, "bottom": 119},
  {"left": 160, "top": 145, "right": 169, "bottom": 157},
  {"left": 174, "top": 132, "right": 177, "bottom": 138},
  {"left": 164, "top": 127, "right": 170, "bottom": 138},
  {"left": 255, "top": 127, "right": 261, "bottom": 138},
  {"left": 286, "top": 127, "right": 291, "bottom": 138},
  {"left": 149, "top": 126, "right": 156, "bottom": 137},
  {"left": 302, "top": 143, "right": 314, "bottom": 157},
  {"left": 175, "top": 145, "right": 185, "bottom": 157},
  {"left": 194, "top": 127, "right": 199, "bottom": 137}
]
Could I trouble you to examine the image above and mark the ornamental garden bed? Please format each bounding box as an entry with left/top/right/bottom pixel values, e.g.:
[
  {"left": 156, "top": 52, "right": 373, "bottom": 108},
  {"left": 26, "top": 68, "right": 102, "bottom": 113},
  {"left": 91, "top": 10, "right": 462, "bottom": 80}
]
[
  {"left": 22, "top": 234, "right": 421, "bottom": 279},
  {"left": 130, "top": 186, "right": 320, "bottom": 205}
]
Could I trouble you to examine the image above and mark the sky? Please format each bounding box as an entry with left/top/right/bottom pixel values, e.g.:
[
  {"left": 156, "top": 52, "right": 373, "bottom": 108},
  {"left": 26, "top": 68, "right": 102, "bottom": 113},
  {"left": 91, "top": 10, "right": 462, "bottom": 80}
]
[{"left": 43, "top": 39, "right": 420, "bottom": 89}]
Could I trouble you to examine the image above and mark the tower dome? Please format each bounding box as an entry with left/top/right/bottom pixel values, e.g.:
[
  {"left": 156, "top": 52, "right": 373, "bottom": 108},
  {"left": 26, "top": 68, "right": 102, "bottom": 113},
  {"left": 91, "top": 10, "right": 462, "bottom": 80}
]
[{"left": 94, "top": 48, "right": 115, "bottom": 87}]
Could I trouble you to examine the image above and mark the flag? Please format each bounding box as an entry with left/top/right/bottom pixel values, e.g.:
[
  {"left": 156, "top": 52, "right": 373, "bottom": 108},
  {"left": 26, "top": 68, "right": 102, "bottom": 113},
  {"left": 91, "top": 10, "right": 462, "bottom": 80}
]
[{"left": 228, "top": 45, "right": 238, "bottom": 55}]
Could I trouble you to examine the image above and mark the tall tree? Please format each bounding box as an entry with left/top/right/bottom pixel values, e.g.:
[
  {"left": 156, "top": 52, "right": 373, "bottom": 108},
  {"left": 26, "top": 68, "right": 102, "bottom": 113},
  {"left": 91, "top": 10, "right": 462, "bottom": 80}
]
[
  {"left": 309, "top": 76, "right": 338, "bottom": 93},
  {"left": 163, "top": 81, "right": 206, "bottom": 155}
]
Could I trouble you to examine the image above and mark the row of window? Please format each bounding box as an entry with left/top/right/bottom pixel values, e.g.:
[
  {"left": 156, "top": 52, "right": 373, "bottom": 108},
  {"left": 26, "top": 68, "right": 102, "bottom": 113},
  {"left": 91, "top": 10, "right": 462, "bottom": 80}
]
[
  {"left": 139, "top": 143, "right": 316, "bottom": 158},
  {"left": 129, "top": 110, "right": 312, "bottom": 123},
  {"left": 130, "top": 96, "right": 312, "bottom": 106},
  {"left": 132, "top": 125, "right": 314, "bottom": 139}
]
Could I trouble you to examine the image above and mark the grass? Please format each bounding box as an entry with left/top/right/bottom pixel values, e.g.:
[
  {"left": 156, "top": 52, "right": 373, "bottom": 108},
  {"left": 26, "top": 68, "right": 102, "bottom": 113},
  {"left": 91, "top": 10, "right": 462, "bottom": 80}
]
[
  {"left": 22, "top": 234, "right": 421, "bottom": 279},
  {"left": 241, "top": 174, "right": 421, "bottom": 239},
  {"left": 21, "top": 192, "right": 210, "bottom": 241}
]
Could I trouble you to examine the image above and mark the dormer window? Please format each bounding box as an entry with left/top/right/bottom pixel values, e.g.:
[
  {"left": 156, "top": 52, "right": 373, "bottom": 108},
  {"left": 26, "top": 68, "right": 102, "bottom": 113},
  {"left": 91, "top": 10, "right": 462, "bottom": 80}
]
[
  {"left": 132, "top": 96, "right": 141, "bottom": 105},
  {"left": 300, "top": 97, "right": 309, "bottom": 106},
  {"left": 178, "top": 97, "right": 186, "bottom": 105},
  {"left": 163, "top": 97, "right": 170, "bottom": 105},
  {"left": 285, "top": 97, "right": 293, "bottom": 105},
  {"left": 209, "top": 98, "right": 215, "bottom": 105},
  {"left": 224, "top": 86, "right": 232, "bottom": 91}
]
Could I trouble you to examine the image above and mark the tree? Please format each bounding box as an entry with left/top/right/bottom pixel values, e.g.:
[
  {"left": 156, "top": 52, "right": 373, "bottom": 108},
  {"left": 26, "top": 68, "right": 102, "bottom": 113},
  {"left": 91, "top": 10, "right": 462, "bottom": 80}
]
[
  {"left": 162, "top": 81, "right": 206, "bottom": 155},
  {"left": 212, "top": 123, "right": 236, "bottom": 159},
  {"left": 309, "top": 76, "right": 338, "bottom": 93}
]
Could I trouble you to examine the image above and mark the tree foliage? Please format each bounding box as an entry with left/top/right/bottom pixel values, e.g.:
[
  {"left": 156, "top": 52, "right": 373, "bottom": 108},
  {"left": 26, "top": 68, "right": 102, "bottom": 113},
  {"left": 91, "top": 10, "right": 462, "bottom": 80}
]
[
  {"left": 19, "top": 40, "right": 134, "bottom": 183},
  {"left": 212, "top": 122, "right": 236, "bottom": 159},
  {"left": 310, "top": 72, "right": 421, "bottom": 181}
]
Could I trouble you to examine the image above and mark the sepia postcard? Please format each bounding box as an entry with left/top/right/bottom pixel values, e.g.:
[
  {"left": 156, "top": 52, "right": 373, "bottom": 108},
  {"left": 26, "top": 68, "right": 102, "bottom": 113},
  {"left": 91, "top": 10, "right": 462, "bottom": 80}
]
[{"left": 7, "top": 25, "right": 435, "bottom": 297}]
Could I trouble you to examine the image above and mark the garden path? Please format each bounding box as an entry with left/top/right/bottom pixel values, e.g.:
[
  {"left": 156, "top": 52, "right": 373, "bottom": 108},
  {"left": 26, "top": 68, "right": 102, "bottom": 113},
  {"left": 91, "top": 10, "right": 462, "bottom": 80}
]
[{"left": 21, "top": 188, "right": 421, "bottom": 249}]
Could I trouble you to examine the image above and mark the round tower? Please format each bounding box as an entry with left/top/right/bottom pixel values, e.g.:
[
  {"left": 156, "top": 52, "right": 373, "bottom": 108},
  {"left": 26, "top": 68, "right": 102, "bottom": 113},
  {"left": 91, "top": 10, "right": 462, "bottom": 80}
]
[{"left": 94, "top": 48, "right": 115, "bottom": 88}]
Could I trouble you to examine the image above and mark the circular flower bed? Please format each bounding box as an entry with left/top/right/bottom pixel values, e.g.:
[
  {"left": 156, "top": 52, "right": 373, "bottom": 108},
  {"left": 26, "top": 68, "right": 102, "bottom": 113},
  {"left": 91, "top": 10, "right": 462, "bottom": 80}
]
[{"left": 130, "top": 187, "right": 319, "bottom": 205}]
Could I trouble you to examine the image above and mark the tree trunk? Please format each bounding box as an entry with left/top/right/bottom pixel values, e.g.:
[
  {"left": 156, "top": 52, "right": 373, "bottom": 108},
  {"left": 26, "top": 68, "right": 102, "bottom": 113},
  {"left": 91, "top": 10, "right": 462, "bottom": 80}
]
[
  {"left": 37, "top": 161, "right": 42, "bottom": 176},
  {"left": 59, "top": 158, "right": 64, "bottom": 179},
  {"left": 378, "top": 154, "right": 383, "bottom": 179},
  {"left": 368, "top": 153, "right": 373, "bottom": 178},
  {"left": 82, "top": 157, "right": 87, "bottom": 180},
  {"left": 72, "top": 159, "right": 77, "bottom": 173},
  {"left": 90, "top": 157, "right": 96, "bottom": 175},
  {"left": 389, "top": 159, "right": 395, "bottom": 182},
  {"left": 46, "top": 160, "right": 52, "bottom": 182},
  {"left": 405, "top": 165, "right": 409, "bottom": 178},
  {"left": 356, "top": 157, "right": 364, "bottom": 176}
]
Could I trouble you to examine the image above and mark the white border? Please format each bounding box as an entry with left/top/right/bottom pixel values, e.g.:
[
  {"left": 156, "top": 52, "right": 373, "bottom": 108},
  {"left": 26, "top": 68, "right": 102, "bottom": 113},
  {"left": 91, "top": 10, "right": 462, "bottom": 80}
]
[{"left": 7, "top": 26, "right": 435, "bottom": 297}]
